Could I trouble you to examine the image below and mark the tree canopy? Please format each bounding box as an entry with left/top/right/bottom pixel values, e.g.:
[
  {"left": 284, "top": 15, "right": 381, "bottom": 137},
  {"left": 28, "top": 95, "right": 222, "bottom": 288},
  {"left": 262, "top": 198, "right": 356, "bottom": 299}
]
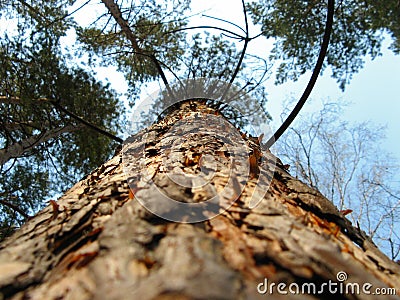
[
  {"left": 0, "top": 0, "right": 124, "bottom": 236},
  {"left": 0, "top": 0, "right": 399, "bottom": 247},
  {"left": 248, "top": 0, "right": 400, "bottom": 90}
]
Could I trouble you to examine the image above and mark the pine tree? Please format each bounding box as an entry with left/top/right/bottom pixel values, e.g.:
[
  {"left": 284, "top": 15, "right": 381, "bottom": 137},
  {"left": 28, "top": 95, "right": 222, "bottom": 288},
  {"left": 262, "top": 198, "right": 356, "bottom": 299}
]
[{"left": 1, "top": 101, "right": 398, "bottom": 299}]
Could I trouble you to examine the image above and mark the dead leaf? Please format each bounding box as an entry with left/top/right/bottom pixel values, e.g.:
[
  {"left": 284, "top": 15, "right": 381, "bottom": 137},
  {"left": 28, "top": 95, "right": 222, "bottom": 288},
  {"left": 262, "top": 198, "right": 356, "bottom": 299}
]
[{"left": 50, "top": 200, "right": 59, "bottom": 220}]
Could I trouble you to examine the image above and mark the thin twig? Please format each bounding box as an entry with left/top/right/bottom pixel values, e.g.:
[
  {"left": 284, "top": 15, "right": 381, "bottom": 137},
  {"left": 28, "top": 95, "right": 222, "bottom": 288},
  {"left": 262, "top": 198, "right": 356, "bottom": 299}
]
[
  {"left": 219, "top": 0, "right": 250, "bottom": 108},
  {"left": 166, "top": 25, "right": 245, "bottom": 39},
  {"left": 50, "top": 100, "right": 123, "bottom": 143},
  {"left": 202, "top": 14, "right": 246, "bottom": 34}
]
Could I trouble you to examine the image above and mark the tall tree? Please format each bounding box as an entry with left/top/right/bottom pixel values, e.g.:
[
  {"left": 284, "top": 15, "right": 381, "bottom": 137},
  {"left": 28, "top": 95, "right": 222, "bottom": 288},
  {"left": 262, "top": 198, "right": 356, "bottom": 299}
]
[
  {"left": 1, "top": 0, "right": 400, "bottom": 298},
  {"left": 275, "top": 100, "right": 400, "bottom": 260},
  {"left": 1, "top": 101, "right": 399, "bottom": 299},
  {"left": 0, "top": 36, "right": 124, "bottom": 237}
]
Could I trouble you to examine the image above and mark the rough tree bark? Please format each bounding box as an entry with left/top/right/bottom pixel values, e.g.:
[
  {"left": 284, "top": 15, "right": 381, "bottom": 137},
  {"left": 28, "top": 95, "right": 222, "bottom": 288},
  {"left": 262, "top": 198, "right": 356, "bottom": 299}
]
[{"left": 0, "top": 101, "right": 399, "bottom": 299}]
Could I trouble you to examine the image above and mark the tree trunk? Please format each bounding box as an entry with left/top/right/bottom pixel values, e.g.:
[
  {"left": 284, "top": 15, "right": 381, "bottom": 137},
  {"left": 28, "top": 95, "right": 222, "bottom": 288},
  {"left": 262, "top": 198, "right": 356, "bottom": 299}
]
[{"left": 0, "top": 101, "right": 399, "bottom": 300}]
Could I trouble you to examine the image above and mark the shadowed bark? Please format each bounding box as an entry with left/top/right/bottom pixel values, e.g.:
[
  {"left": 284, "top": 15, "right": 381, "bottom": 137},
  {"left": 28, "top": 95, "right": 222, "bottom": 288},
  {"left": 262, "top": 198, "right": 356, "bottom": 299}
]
[{"left": 0, "top": 101, "right": 399, "bottom": 300}]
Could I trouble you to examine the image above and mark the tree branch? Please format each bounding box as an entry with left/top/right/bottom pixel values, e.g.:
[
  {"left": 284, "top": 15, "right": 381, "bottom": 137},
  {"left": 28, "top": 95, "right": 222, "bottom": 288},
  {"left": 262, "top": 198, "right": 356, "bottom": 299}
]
[
  {"left": 0, "top": 96, "right": 48, "bottom": 104},
  {"left": 0, "top": 124, "right": 83, "bottom": 166},
  {"left": 49, "top": 100, "right": 123, "bottom": 143},
  {"left": 166, "top": 25, "right": 245, "bottom": 40},
  {"left": 101, "top": 0, "right": 174, "bottom": 97},
  {"left": 0, "top": 199, "right": 31, "bottom": 220},
  {"left": 219, "top": 0, "right": 250, "bottom": 108},
  {"left": 101, "top": 0, "right": 141, "bottom": 52},
  {"left": 1, "top": 96, "right": 123, "bottom": 143},
  {"left": 265, "top": 0, "right": 335, "bottom": 148}
]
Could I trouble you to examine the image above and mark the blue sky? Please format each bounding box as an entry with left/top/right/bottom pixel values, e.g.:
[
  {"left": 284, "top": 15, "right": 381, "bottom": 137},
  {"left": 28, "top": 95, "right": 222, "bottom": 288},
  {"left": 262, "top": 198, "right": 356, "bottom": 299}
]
[{"left": 266, "top": 38, "right": 400, "bottom": 162}]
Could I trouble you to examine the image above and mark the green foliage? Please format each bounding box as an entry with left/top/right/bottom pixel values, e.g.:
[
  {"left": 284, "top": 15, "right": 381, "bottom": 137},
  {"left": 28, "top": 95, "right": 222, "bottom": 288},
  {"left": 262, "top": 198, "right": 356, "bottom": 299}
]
[
  {"left": 76, "top": 0, "right": 190, "bottom": 102},
  {"left": 0, "top": 159, "right": 50, "bottom": 238},
  {"left": 248, "top": 0, "right": 400, "bottom": 90},
  {"left": 0, "top": 0, "right": 124, "bottom": 240}
]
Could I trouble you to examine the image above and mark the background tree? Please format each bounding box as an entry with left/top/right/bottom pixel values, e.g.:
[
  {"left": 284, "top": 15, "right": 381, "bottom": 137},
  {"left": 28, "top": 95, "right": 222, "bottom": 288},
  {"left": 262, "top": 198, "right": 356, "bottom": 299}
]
[
  {"left": 76, "top": 0, "right": 191, "bottom": 101},
  {"left": 0, "top": 0, "right": 124, "bottom": 238},
  {"left": 275, "top": 100, "right": 400, "bottom": 260},
  {"left": 247, "top": 0, "right": 400, "bottom": 89}
]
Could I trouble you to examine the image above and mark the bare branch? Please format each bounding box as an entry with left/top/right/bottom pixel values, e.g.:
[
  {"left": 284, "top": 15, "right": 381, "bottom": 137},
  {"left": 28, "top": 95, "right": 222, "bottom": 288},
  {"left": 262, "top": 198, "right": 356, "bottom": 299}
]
[
  {"left": 265, "top": 0, "right": 335, "bottom": 148},
  {"left": 167, "top": 25, "right": 245, "bottom": 40},
  {"left": 50, "top": 100, "right": 123, "bottom": 143},
  {"left": 0, "top": 124, "right": 83, "bottom": 166},
  {"left": 0, "top": 199, "right": 31, "bottom": 220},
  {"left": 202, "top": 14, "right": 246, "bottom": 34},
  {"left": 1, "top": 95, "right": 123, "bottom": 143},
  {"left": 219, "top": 0, "right": 250, "bottom": 108}
]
